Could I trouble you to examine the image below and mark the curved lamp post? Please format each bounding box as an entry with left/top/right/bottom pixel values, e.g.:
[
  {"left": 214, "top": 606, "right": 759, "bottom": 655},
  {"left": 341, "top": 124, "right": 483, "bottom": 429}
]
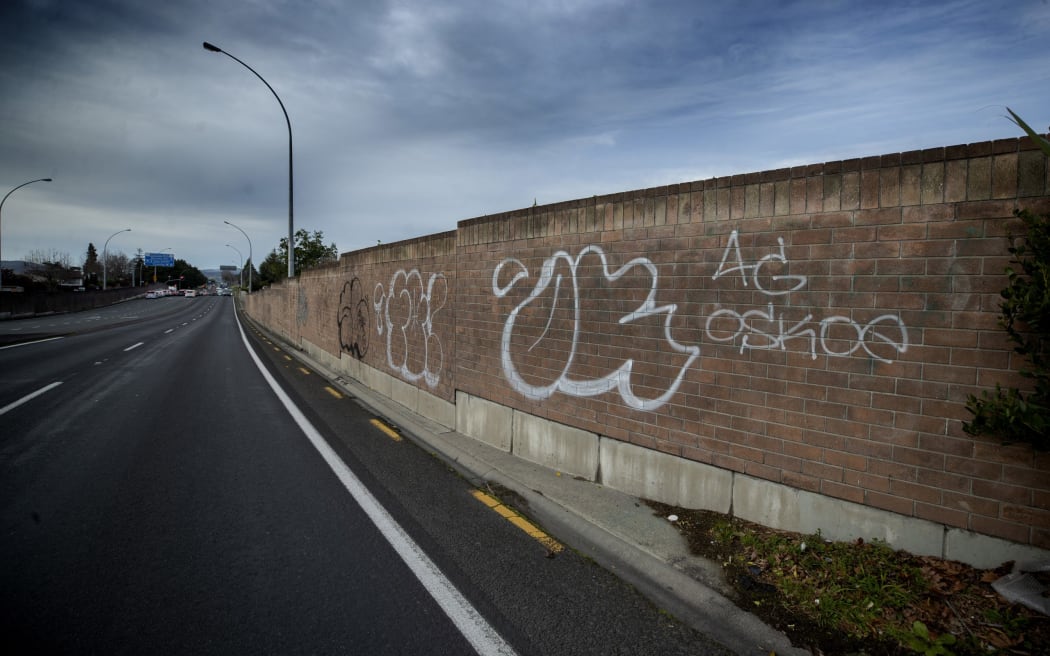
[
  {"left": 226, "top": 243, "right": 243, "bottom": 289},
  {"left": 0, "top": 177, "right": 52, "bottom": 297},
  {"left": 204, "top": 41, "right": 294, "bottom": 279},
  {"left": 102, "top": 228, "right": 131, "bottom": 290},
  {"left": 224, "top": 220, "right": 253, "bottom": 294}
]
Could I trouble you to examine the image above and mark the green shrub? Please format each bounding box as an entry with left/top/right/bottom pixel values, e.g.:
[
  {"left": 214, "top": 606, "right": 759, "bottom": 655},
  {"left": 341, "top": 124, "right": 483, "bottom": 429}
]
[{"left": 963, "top": 208, "right": 1050, "bottom": 448}]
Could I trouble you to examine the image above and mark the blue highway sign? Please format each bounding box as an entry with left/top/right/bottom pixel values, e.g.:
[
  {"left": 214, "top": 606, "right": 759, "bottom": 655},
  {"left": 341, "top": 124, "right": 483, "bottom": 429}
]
[{"left": 144, "top": 253, "right": 175, "bottom": 267}]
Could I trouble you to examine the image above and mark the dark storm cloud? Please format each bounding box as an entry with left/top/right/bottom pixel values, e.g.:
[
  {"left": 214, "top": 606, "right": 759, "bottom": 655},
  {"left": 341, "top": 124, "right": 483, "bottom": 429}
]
[{"left": 0, "top": 0, "right": 1047, "bottom": 269}]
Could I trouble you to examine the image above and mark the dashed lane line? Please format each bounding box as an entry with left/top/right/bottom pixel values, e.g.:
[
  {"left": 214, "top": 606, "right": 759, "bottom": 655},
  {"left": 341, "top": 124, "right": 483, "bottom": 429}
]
[{"left": 0, "top": 381, "right": 64, "bottom": 416}]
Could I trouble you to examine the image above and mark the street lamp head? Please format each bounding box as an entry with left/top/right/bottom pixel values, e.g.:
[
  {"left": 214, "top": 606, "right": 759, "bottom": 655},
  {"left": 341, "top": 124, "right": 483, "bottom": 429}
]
[
  {"left": 42, "top": 178, "right": 53, "bottom": 182},
  {"left": 203, "top": 41, "right": 222, "bottom": 53}
]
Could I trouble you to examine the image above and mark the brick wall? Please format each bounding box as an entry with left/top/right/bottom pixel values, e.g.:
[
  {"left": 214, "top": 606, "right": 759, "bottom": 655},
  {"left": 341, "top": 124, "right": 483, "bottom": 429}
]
[
  {"left": 322, "top": 232, "right": 459, "bottom": 402},
  {"left": 248, "top": 135, "right": 1050, "bottom": 550}
]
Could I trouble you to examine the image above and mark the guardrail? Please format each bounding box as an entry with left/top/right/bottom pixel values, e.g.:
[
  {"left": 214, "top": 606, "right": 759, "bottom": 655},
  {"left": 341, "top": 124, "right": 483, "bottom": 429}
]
[{"left": 0, "top": 287, "right": 157, "bottom": 320}]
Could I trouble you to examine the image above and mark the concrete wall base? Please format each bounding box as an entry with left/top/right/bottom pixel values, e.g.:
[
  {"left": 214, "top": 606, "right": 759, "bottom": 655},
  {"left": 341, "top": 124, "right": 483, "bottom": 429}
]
[
  {"left": 513, "top": 412, "right": 599, "bottom": 480},
  {"left": 449, "top": 392, "right": 1049, "bottom": 570},
  {"left": 456, "top": 391, "right": 513, "bottom": 451},
  {"left": 305, "top": 351, "right": 1050, "bottom": 570},
  {"left": 301, "top": 338, "right": 458, "bottom": 430}
]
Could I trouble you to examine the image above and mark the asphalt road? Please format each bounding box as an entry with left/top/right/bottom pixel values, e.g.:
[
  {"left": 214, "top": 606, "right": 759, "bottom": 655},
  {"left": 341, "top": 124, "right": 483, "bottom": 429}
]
[{"left": 0, "top": 297, "right": 731, "bottom": 655}]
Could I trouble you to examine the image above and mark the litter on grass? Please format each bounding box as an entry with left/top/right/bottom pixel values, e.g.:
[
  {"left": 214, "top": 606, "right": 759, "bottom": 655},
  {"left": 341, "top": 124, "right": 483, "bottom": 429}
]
[{"left": 991, "top": 561, "right": 1050, "bottom": 615}]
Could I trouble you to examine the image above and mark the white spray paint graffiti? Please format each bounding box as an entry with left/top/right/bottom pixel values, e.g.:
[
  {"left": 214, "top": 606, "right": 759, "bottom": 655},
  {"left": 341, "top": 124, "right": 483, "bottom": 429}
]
[
  {"left": 706, "top": 230, "right": 908, "bottom": 363},
  {"left": 492, "top": 232, "right": 909, "bottom": 410},
  {"left": 492, "top": 245, "right": 699, "bottom": 411},
  {"left": 713, "top": 231, "right": 807, "bottom": 295},
  {"left": 374, "top": 269, "right": 446, "bottom": 387},
  {"left": 705, "top": 304, "right": 908, "bottom": 363}
]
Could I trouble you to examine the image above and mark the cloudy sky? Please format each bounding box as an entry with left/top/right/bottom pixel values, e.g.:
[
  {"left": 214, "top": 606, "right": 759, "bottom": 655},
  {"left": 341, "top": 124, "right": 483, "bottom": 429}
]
[{"left": 1, "top": 0, "right": 1048, "bottom": 272}]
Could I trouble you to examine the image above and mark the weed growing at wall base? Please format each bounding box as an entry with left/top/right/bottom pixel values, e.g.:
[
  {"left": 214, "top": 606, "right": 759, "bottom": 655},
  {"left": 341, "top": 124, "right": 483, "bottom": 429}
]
[{"left": 646, "top": 501, "right": 1050, "bottom": 655}]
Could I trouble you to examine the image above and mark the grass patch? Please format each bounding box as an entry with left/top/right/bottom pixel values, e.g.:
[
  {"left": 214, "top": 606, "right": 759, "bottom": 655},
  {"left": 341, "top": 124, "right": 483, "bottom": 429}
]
[{"left": 646, "top": 502, "right": 1050, "bottom": 655}]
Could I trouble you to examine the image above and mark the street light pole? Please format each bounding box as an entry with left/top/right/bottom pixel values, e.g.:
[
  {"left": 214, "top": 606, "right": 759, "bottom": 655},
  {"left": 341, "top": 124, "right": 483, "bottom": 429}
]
[
  {"left": 223, "top": 220, "right": 253, "bottom": 294},
  {"left": 226, "top": 243, "right": 243, "bottom": 289},
  {"left": 102, "top": 228, "right": 131, "bottom": 290},
  {"left": 0, "top": 177, "right": 52, "bottom": 298},
  {"left": 204, "top": 41, "right": 294, "bottom": 279}
]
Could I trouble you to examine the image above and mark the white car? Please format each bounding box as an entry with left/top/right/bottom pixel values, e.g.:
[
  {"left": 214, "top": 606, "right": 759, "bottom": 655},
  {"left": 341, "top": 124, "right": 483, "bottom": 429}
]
[
  {"left": 183, "top": 289, "right": 196, "bottom": 298},
  {"left": 145, "top": 291, "right": 159, "bottom": 299}
]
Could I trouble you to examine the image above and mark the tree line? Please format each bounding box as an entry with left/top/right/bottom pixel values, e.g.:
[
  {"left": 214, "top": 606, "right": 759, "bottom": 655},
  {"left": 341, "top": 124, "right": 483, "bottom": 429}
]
[{"left": 1, "top": 228, "right": 338, "bottom": 293}]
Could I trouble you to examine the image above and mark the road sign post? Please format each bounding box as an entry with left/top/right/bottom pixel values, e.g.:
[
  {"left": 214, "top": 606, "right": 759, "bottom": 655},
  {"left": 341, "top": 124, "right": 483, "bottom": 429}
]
[{"left": 145, "top": 252, "right": 175, "bottom": 285}]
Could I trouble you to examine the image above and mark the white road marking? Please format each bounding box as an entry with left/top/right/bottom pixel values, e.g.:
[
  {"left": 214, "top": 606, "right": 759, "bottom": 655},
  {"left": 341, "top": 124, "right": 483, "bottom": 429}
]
[
  {"left": 124, "top": 342, "right": 144, "bottom": 352},
  {"left": 232, "top": 305, "right": 517, "bottom": 656},
  {"left": 0, "top": 336, "right": 64, "bottom": 350},
  {"left": 0, "top": 381, "right": 63, "bottom": 416},
  {"left": 164, "top": 329, "right": 174, "bottom": 334}
]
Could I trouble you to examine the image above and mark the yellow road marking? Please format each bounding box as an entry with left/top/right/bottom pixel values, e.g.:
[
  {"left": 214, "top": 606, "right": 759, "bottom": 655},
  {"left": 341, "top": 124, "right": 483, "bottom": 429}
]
[
  {"left": 324, "top": 386, "right": 343, "bottom": 399},
  {"left": 470, "top": 490, "right": 563, "bottom": 554},
  {"left": 370, "top": 418, "right": 401, "bottom": 441},
  {"left": 492, "top": 504, "right": 516, "bottom": 519},
  {"left": 298, "top": 367, "right": 311, "bottom": 375}
]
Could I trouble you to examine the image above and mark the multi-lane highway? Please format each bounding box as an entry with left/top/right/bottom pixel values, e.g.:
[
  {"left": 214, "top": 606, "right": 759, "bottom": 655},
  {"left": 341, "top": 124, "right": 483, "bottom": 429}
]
[{"left": 0, "top": 296, "right": 730, "bottom": 655}]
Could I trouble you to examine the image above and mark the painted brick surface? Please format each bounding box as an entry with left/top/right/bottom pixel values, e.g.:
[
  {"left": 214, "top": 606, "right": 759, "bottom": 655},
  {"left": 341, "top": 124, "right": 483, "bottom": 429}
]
[{"left": 246, "top": 137, "right": 1050, "bottom": 549}]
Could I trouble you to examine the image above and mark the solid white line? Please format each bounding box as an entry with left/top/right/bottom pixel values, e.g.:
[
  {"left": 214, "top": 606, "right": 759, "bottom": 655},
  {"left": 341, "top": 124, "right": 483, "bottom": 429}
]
[
  {"left": 231, "top": 304, "right": 516, "bottom": 656},
  {"left": 0, "top": 381, "right": 63, "bottom": 416},
  {"left": 124, "top": 342, "right": 144, "bottom": 352},
  {"left": 0, "top": 336, "right": 64, "bottom": 350}
]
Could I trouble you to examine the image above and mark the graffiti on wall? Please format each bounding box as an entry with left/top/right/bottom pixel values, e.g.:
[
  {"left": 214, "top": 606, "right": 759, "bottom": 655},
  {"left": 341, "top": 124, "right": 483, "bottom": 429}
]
[
  {"left": 493, "top": 234, "right": 908, "bottom": 410},
  {"left": 337, "top": 277, "right": 370, "bottom": 359},
  {"left": 373, "top": 269, "right": 447, "bottom": 387},
  {"left": 492, "top": 246, "right": 700, "bottom": 411},
  {"left": 705, "top": 231, "right": 908, "bottom": 363}
]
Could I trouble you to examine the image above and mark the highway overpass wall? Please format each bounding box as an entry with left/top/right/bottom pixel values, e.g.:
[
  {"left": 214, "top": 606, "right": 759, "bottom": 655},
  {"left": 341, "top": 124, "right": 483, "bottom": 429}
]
[{"left": 245, "top": 135, "right": 1050, "bottom": 568}]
